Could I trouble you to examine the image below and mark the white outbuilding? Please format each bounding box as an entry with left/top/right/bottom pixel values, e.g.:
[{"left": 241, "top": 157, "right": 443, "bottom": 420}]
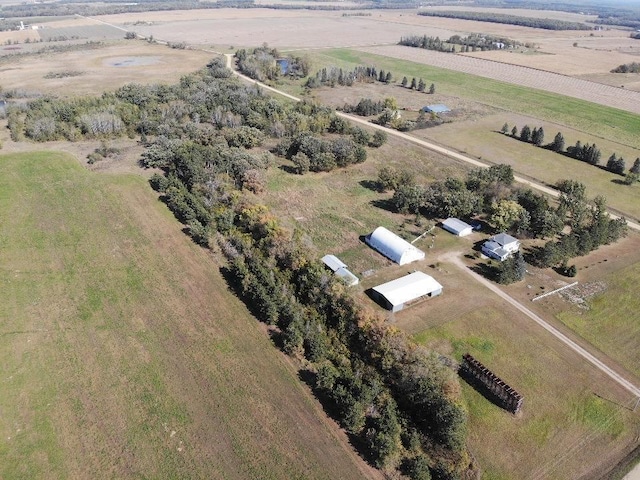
[
  {"left": 321, "top": 254, "right": 359, "bottom": 286},
  {"left": 441, "top": 218, "right": 473, "bottom": 237},
  {"left": 366, "top": 227, "right": 425, "bottom": 265},
  {"left": 321, "top": 254, "right": 347, "bottom": 272},
  {"left": 371, "top": 271, "right": 443, "bottom": 312}
]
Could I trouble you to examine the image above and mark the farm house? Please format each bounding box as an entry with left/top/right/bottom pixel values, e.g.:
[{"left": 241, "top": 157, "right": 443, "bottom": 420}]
[
  {"left": 371, "top": 271, "right": 443, "bottom": 312},
  {"left": 482, "top": 233, "right": 520, "bottom": 261},
  {"left": 366, "top": 227, "right": 425, "bottom": 265},
  {"left": 321, "top": 254, "right": 359, "bottom": 286},
  {"left": 441, "top": 218, "right": 473, "bottom": 237}
]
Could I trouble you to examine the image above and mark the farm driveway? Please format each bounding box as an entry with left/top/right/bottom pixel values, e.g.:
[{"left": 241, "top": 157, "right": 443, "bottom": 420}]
[
  {"left": 440, "top": 251, "right": 640, "bottom": 399},
  {"left": 223, "top": 55, "right": 640, "bottom": 232}
]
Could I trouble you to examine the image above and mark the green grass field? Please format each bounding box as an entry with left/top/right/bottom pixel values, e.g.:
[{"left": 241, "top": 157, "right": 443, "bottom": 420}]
[
  {"left": 302, "top": 49, "right": 640, "bottom": 149},
  {"left": 0, "top": 152, "right": 370, "bottom": 479},
  {"left": 556, "top": 260, "right": 640, "bottom": 379},
  {"left": 408, "top": 291, "right": 639, "bottom": 480}
]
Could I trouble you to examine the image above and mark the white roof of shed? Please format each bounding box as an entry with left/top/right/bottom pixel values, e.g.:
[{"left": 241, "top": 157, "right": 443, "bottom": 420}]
[
  {"left": 442, "top": 218, "right": 473, "bottom": 235},
  {"left": 367, "top": 227, "right": 425, "bottom": 265},
  {"left": 372, "top": 271, "right": 442, "bottom": 307},
  {"left": 335, "top": 267, "right": 359, "bottom": 286},
  {"left": 322, "top": 254, "right": 347, "bottom": 272}
]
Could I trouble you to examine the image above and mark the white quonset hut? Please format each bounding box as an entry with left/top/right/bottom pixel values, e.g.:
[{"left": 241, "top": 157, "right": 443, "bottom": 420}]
[
  {"left": 372, "top": 271, "right": 443, "bottom": 312},
  {"left": 321, "top": 254, "right": 359, "bottom": 286},
  {"left": 366, "top": 227, "right": 425, "bottom": 265},
  {"left": 442, "top": 218, "right": 473, "bottom": 237}
]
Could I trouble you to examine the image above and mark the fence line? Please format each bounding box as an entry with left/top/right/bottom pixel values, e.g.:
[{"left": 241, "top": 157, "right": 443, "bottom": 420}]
[{"left": 532, "top": 281, "right": 578, "bottom": 302}]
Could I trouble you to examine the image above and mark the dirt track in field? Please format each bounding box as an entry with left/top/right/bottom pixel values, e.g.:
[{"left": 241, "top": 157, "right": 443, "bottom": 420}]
[{"left": 356, "top": 45, "right": 640, "bottom": 115}]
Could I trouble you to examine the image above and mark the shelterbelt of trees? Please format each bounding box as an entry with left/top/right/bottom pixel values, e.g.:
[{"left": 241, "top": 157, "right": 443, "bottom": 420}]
[
  {"left": 417, "top": 10, "right": 592, "bottom": 30},
  {"left": 7, "top": 58, "right": 473, "bottom": 479}
]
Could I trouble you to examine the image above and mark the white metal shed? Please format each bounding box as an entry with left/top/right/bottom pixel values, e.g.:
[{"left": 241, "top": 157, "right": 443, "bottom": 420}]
[
  {"left": 321, "top": 254, "right": 347, "bottom": 272},
  {"left": 366, "top": 227, "right": 425, "bottom": 265},
  {"left": 372, "top": 271, "right": 442, "bottom": 312},
  {"left": 442, "top": 218, "right": 473, "bottom": 237}
]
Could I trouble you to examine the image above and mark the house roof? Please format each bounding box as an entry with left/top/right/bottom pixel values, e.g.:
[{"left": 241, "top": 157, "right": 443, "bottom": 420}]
[
  {"left": 321, "top": 254, "right": 347, "bottom": 272},
  {"left": 372, "top": 271, "right": 442, "bottom": 307},
  {"left": 367, "top": 227, "right": 425, "bottom": 265},
  {"left": 483, "top": 241, "right": 510, "bottom": 259},
  {"left": 442, "top": 218, "right": 473, "bottom": 235},
  {"left": 492, "top": 233, "right": 518, "bottom": 246}
]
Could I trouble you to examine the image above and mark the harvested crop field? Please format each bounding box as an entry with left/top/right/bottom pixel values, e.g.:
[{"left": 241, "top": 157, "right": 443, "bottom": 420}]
[
  {"left": 0, "top": 41, "right": 213, "bottom": 96},
  {"left": 356, "top": 45, "right": 640, "bottom": 115}
]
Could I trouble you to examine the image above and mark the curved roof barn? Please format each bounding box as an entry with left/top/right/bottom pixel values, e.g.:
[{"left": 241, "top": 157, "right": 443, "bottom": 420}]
[{"left": 366, "top": 226, "right": 425, "bottom": 265}]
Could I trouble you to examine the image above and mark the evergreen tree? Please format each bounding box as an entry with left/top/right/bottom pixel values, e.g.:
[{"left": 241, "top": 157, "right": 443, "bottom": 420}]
[
  {"left": 496, "top": 252, "right": 526, "bottom": 284},
  {"left": 584, "top": 144, "right": 601, "bottom": 165},
  {"left": 410, "top": 77, "right": 417, "bottom": 90},
  {"left": 551, "top": 132, "right": 565, "bottom": 152},
  {"left": 401, "top": 76, "right": 408, "bottom": 87},
  {"left": 428, "top": 83, "right": 436, "bottom": 94},
  {"left": 519, "top": 125, "right": 532, "bottom": 143},
  {"left": 630, "top": 158, "right": 640, "bottom": 174},
  {"left": 569, "top": 140, "right": 582, "bottom": 159},
  {"left": 417, "top": 78, "right": 426, "bottom": 92},
  {"left": 501, "top": 122, "right": 509, "bottom": 134},
  {"left": 511, "top": 125, "right": 518, "bottom": 136},
  {"left": 385, "top": 72, "right": 392, "bottom": 83},
  {"left": 532, "top": 126, "right": 544, "bottom": 146}
]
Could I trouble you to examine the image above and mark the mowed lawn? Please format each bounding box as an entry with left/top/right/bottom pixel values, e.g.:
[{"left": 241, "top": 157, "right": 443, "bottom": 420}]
[
  {"left": 404, "top": 262, "right": 640, "bottom": 480},
  {"left": 300, "top": 49, "right": 640, "bottom": 149},
  {"left": 0, "top": 152, "right": 371, "bottom": 479},
  {"left": 556, "top": 260, "right": 640, "bottom": 379}
]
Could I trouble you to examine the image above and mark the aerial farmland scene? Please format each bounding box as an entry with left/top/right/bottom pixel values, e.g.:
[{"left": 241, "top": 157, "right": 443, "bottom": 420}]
[{"left": 2, "top": 0, "right": 640, "bottom": 478}]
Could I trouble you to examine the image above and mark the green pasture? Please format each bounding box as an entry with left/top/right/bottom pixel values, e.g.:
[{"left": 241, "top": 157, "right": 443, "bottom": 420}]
[
  {"left": 0, "top": 151, "right": 366, "bottom": 479},
  {"left": 411, "top": 303, "right": 636, "bottom": 480},
  {"left": 556, "top": 261, "right": 640, "bottom": 379},
  {"left": 302, "top": 49, "right": 640, "bottom": 149}
]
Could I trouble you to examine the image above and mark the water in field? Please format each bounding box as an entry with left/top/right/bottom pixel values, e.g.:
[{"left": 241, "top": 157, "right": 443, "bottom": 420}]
[{"left": 104, "top": 56, "right": 161, "bottom": 67}]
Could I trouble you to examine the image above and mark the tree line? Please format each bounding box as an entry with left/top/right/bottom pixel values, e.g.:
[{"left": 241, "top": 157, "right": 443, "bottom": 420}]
[
  {"left": 500, "top": 123, "right": 640, "bottom": 184},
  {"left": 531, "top": 181, "right": 628, "bottom": 272},
  {"left": 400, "top": 76, "right": 436, "bottom": 94},
  {"left": 399, "top": 33, "right": 521, "bottom": 53},
  {"left": 9, "top": 56, "right": 472, "bottom": 478},
  {"left": 305, "top": 65, "right": 393, "bottom": 88},
  {"left": 611, "top": 62, "right": 640, "bottom": 73},
  {"left": 417, "top": 10, "right": 592, "bottom": 31}
]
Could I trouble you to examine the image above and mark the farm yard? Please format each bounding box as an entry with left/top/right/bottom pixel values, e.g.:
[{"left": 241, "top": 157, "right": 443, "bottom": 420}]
[{"left": 2, "top": 2, "right": 640, "bottom": 479}]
